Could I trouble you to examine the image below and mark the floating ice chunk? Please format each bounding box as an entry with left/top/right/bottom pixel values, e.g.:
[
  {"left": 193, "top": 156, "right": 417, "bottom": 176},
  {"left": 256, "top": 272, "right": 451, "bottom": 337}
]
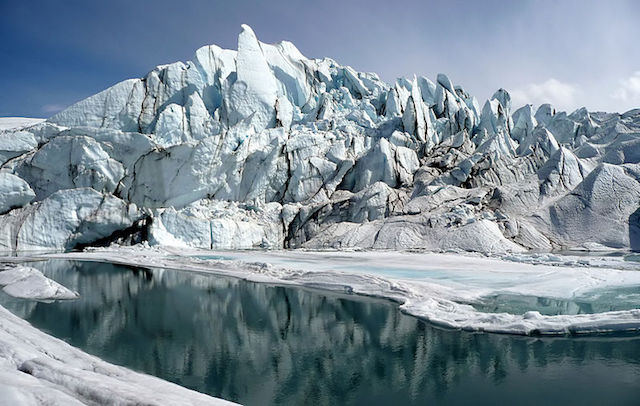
[{"left": 0, "top": 266, "right": 78, "bottom": 300}]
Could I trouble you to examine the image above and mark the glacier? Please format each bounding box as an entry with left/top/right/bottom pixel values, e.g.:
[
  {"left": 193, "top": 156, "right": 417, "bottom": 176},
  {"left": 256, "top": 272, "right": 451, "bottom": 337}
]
[
  {"left": 3, "top": 23, "right": 640, "bottom": 406},
  {"left": 1, "top": 25, "right": 640, "bottom": 253}
]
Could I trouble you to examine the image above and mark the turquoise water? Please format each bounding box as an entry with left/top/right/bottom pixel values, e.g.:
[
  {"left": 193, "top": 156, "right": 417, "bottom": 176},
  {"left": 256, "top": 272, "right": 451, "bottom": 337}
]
[
  {"left": 1, "top": 260, "right": 639, "bottom": 405},
  {"left": 474, "top": 286, "right": 640, "bottom": 316}
]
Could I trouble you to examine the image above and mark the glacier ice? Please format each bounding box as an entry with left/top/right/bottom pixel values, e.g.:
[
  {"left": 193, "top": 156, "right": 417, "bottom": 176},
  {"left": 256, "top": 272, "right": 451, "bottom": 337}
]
[
  {"left": 4, "top": 24, "right": 640, "bottom": 406},
  {"left": 1, "top": 25, "right": 640, "bottom": 252},
  {"left": 0, "top": 266, "right": 78, "bottom": 300},
  {"left": 149, "top": 199, "right": 283, "bottom": 249},
  {"left": 0, "top": 117, "right": 45, "bottom": 131},
  {"left": 0, "top": 188, "right": 141, "bottom": 251},
  {"left": 0, "top": 173, "right": 35, "bottom": 214}
]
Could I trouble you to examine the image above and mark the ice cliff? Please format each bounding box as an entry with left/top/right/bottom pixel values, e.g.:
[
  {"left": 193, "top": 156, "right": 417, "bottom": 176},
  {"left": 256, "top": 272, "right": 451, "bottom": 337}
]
[{"left": 2, "top": 24, "right": 640, "bottom": 253}]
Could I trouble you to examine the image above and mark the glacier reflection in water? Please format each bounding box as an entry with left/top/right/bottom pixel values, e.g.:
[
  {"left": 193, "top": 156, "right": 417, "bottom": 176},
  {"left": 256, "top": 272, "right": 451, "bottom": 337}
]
[
  {"left": 474, "top": 287, "right": 640, "bottom": 316},
  {"left": 2, "top": 260, "right": 640, "bottom": 405}
]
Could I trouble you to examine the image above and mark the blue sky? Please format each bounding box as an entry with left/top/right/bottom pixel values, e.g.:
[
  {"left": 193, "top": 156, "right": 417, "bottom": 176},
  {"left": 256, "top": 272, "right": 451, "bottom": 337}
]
[{"left": 1, "top": 0, "right": 639, "bottom": 117}]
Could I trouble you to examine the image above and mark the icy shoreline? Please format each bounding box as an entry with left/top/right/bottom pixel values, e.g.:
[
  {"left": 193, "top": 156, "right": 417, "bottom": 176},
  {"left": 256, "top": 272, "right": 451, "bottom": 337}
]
[
  {"left": 2, "top": 246, "right": 640, "bottom": 405},
  {"left": 36, "top": 246, "right": 640, "bottom": 336},
  {"left": 0, "top": 305, "right": 237, "bottom": 405}
]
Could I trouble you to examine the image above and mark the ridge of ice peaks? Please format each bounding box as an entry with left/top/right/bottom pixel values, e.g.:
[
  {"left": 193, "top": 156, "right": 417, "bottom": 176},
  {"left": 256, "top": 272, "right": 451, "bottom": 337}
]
[{"left": 1, "top": 25, "right": 638, "bottom": 254}]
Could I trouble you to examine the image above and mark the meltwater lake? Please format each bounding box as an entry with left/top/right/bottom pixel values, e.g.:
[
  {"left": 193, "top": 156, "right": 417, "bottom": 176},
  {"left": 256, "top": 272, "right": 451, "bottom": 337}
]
[{"left": 1, "top": 260, "right": 640, "bottom": 405}]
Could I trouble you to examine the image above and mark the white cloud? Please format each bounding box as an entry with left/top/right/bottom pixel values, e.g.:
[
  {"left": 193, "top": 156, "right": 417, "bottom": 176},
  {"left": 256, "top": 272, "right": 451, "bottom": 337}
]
[
  {"left": 611, "top": 71, "right": 640, "bottom": 103},
  {"left": 509, "top": 78, "right": 580, "bottom": 112},
  {"left": 41, "top": 104, "right": 67, "bottom": 114}
]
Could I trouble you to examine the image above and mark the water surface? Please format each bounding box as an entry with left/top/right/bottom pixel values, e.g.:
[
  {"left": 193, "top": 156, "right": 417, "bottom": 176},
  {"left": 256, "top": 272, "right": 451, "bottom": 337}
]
[
  {"left": 1, "top": 260, "right": 639, "bottom": 405},
  {"left": 474, "top": 286, "right": 640, "bottom": 315}
]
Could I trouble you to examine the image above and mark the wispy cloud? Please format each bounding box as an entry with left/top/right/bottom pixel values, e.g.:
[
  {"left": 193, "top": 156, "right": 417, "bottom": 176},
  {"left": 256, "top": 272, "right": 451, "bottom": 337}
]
[
  {"left": 41, "top": 104, "right": 67, "bottom": 114},
  {"left": 509, "top": 79, "right": 580, "bottom": 112},
  {"left": 611, "top": 71, "right": 640, "bottom": 104}
]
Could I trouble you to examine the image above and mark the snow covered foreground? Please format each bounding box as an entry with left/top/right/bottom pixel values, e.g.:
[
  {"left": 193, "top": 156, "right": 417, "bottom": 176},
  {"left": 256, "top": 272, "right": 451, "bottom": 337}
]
[
  {"left": 0, "top": 259, "right": 233, "bottom": 405},
  {"left": 0, "top": 304, "right": 238, "bottom": 406},
  {"left": 1, "top": 25, "right": 640, "bottom": 253},
  {"left": 2, "top": 248, "right": 639, "bottom": 405},
  {"left": 42, "top": 247, "right": 640, "bottom": 336},
  {"left": 0, "top": 266, "right": 236, "bottom": 406}
]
